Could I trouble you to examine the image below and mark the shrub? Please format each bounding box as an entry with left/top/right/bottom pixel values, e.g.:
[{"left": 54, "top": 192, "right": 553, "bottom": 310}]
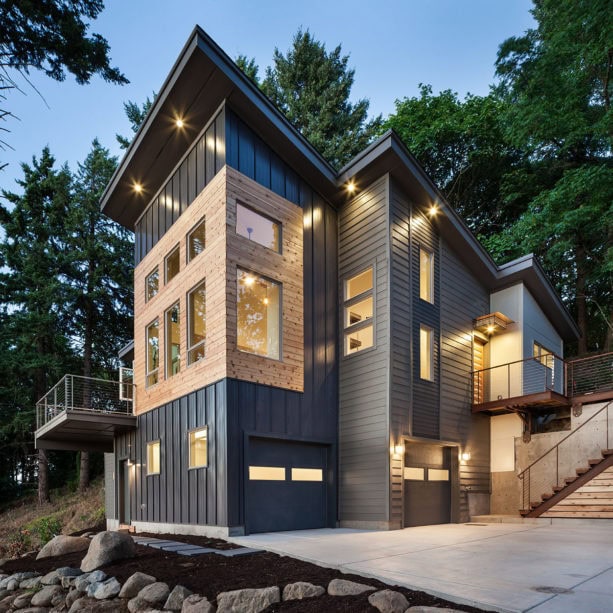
[{"left": 27, "top": 515, "right": 62, "bottom": 546}]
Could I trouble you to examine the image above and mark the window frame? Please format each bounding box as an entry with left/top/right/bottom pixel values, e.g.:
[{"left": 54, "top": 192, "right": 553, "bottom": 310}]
[
  {"left": 235, "top": 201, "right": 282, "bottom": 254},
  {"left": 145, "top": 318, "right": 160, "bottom": 388},
  {"left": 342, "top": 265, "right": 375, "bottom": 357},
  {"left": 187, "top": 280, "right": 206, "bottom": 366},
  {"left": 188, "top": 426, "right": 208, "bottom": 469},
  {"left": 186, "top": 216, "right": 206, "bottom": 264},
  {"left": 419, "top": 324, "right": 434, "bottom": 381},
  {"left": 145, "top": 266, "right": 159, "bottom": 302},
  {"left": 164, "top": 302, "right": 181, "bottom": 379},
  {"left": 533, "top": 341, "right": 555, "bottom": 369},
  {"left": 236, "top": 267, "right": 282, "bottom": 361},
  {"left": 419, "top": 246, "right": 434, "bottom": 304},
  {"left": 146, "top": 440, "right": 160, "bottom": 476},
  {"left": 164, "top": 244, "right": 181, "bottom": 285}
]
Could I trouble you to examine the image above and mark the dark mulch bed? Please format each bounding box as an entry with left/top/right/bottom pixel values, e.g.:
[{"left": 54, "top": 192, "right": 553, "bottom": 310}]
[{"left": 2, "top": 532, "right": 489, "bottom": 612}]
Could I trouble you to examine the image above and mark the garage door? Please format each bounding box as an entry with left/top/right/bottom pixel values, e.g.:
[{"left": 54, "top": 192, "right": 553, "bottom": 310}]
[
  {"left": 404, "top": 443, "right": 451, "bottom": 527},
  {"left": 246, "top": 438, "right": 328, "bottom": 534}
]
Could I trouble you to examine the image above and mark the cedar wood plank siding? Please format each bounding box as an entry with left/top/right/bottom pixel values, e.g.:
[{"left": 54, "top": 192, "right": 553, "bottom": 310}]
[
  {"left": 339, "top": 175, "right": 390, "bottom": 524},
  {"left": 439, "top": 240, "right": 490, "bottom": 521}
]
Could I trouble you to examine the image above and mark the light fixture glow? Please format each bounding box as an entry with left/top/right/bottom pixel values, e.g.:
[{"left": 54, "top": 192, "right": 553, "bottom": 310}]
[
  {"left": 460, "top": 451, "right": 471, "bottom": 462},
  {"left": 428, "top": 204, "right": 439, "bottom": 217},
  {"left": 486, "top": 325, "right": 495, "bottom": 334},
  {"left": 133, "top": 182, "right": 143, "bottom": 194},
  {"left": 244, "top": 275, "right": 255, "bottom": 287},
  {"left": 175, "top": 118, "right": 184, "bottom": 128},
  {"left": 263, "top": 297, "right": 269, "bottom": 305},
  {"left": 346, "top": 180, "right": 356, "bottom": 194}
]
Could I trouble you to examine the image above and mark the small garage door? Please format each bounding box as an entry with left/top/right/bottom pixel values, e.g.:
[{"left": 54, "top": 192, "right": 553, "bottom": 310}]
[
  {"left": 404, "top": 443, "right": 451, "bottom": 527},
  {"left": 246, "top": 438, "right": 328, "bottom": 534}
]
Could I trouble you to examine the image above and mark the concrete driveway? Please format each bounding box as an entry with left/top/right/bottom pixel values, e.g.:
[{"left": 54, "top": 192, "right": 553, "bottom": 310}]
[{"left": 230, "top": 522, "right": 613, "bottom": 612}]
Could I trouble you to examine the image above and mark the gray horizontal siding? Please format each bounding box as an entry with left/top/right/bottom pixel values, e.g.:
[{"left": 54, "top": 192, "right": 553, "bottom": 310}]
[
  {"left": 339, "top": 175, "right": 390, "bottom": 522},
  {"left": 104, "top": 453, "right": 116, "bottom": 520},
  {"left": 440, "top": 239, "right": 490, "bottom": 520}
]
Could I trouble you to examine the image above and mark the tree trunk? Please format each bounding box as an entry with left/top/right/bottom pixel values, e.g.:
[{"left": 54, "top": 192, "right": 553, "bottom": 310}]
[
  {"left": 576, "top": 243, "right": 588, "bottom": 355},
  {"left": 38, "top": 448, "right": 49, "bottom": 505},
  {"left": 79, "top": 452, "right": 90, "bottom": 492}
]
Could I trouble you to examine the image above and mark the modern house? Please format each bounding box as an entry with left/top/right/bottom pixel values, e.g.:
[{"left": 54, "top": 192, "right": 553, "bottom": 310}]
[{"left": 35, "top": 27, "right": 613, "bottom": 535}]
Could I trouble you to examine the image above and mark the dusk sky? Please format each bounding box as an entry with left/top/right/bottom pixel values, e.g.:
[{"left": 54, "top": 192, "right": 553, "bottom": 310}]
[{"left": 1, "top": 0, "right": 535, "bottom": 194}]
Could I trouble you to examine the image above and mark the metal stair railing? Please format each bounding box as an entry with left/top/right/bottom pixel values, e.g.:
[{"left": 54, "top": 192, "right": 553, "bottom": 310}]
[{"left": 518, "top": 400, "right": 613, "bottom": 512}]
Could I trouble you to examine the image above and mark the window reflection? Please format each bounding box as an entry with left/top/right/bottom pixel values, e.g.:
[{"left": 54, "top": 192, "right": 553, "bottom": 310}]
[
  {"left": 188, "top": 281, "right": 206, "bottom": 365},
  {"left": 236, "top": 203, "right": 280, "bottom": 252}
]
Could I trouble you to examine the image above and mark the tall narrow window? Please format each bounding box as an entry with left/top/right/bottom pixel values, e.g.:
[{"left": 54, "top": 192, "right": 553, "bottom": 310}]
[
  {"left": 146, "top": 267, "right": 159, "bottom": 302},
  {"left": 236, "top": 269, "right": 281, "bottom": 359},
  {"left": 420, "top": 247, "right": 434, "bottom": 303},
  {"left": 420, "top": 325, "right": 433, "bottom": 381},
  {"left": 344, "top": 267, "right": 374, "bottom": 355},
  {"left": 188, "top": 281, "right": 206, "bottom": 364},
  {"left": 147, "top": 441, "right": 160, "bottom": 475},
  {"left": 146, "top": 320, "right": 159, "bottom": 387},
  {"left": 188, "top": 427, "right": 208, "bottom": 468},
  {"left": 165, "top": 245, "right": 180, "bottom": 283},
  {"left": 165, "top": 303, "right": 180, "bottom": 377},
  {"left": 187, "top": 218, "right": 206, "bottom": 262},
  {"left": 236, "top": 203, "right": 281, "bottom": 252}
]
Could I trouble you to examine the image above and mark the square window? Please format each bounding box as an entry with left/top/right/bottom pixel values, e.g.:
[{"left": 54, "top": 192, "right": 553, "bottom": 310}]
[
  {"left": 146, "top": 267, "right": 159, "bottom": 302},
  {"left": 165, "top": 245, "right": 180, "bottom": 284},
  {"left": 188, "top": 427, "right": 207, "bottom": 468},
  {"left": 147, "top": 441, "right": 160, "bottom": 475},
  {"left": 165, "top": 303, "right": 180, "bottom": 378},
  {"left": 420, "top": 325, "right": 433, "bottom": 380},
  {"left": 420, "top": 247, "right": 434, "bottom": 303},
  {"left": 187, "top": 218, "right": 206, "bottom": 262},
  {"left": 236, "top": 269, "right": 281, "bottom": 359},
  {"left": 345, "top": 268, "right": 373, "bottom": 300},
  {"left": 236, "top": 203, "right": 281, "bottom": 252},
  {"left": 188, "top": 281, "right": 206, "bottom": 365},
  {"left": 146, "top": 320, "right": 159, "bottom": 387},
  {"left": 345, "top": 324, "right": 374, "bottom": 354}
]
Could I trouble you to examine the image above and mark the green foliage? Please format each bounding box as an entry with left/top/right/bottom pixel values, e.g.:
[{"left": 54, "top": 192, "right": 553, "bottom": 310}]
[
  {"left": 385, "top": 86, "right": 526, "bottom": 235},
  {"left": 116, "top": 95, "right": 156, "bottom": 149},
  {"left": 26, "top": 514, "right": 62, "bottom": 545},
  {"left": 235, "top": 55, "right": 259, "bottom": 84},
  {"left": 259, "top": 29, "right": 382, "bottom": 169},
  {"left": 490, "top": 0, "right": 613, "bottom": 353}
]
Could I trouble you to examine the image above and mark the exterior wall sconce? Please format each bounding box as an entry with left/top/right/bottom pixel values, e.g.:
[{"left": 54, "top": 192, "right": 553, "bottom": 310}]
[
  {"left": 346, "top": 180, "right": 356, "bottom": 195},
  {"left": 460, "top": 451, "right": 471, "bottom": 463},
  {"left": 390, "top": 444, "right": 405, "bottom": 457},
  {"left": 473, "top": 312, "right": 513, "bottom": 336}
]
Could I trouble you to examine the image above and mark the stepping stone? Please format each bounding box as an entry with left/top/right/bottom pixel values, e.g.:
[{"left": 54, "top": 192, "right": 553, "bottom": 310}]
[
  {"left": 175, "top": 547, "right": 218, "bottom": 556},
  {"left": 147, "top": 541, "right": 186, "bottom": 549},
  {"left": 214, "top": 547, "right": 263, "bottom": 557},
  {"left": 159, "top": 544, "right": 205, "bottom": 552}
]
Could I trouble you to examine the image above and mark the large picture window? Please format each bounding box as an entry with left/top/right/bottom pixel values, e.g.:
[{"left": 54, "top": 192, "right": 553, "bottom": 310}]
[
  {"left": 343, "top": 267, "right": 374, "bottom": 355},
  {"left": 236, "top": 269, "right": 281, "bottom": 359},
  {"left": 420, "top": 247, "right": 434, "bottom": 303},
  {"left": 146, "top": 320, "right": 159, "bottom": 387},
  {"left": 420, "top": 325, "right": 433, "bottom": 381},
  {"left": 188, "top": 281, "right": 206, "bottom": 365},
  {"left": 236, "top": 203, "right": 281, "bottom": 252},
  {"left": 165, "top": 303, "right": 180, "bottom": 378}
]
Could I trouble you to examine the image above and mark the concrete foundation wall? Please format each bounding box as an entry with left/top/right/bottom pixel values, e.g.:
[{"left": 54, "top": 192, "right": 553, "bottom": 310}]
[{"left": 490, "top": 472, "right": 519, "bottom": 514}]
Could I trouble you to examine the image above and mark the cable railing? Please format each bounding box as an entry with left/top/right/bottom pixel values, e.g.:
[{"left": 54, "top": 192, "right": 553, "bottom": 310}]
[
  {"left": 518, "top": 400, "right": 612, "bottom": 512},
  {"left": 567, "top": 352, "right": 613, "bottom": 398},
  {"left": 36, "top": 374, "right": 134, "bottom": 430},
  {"left": 472, "top": 353, "right": 565, "bottom": 405}
]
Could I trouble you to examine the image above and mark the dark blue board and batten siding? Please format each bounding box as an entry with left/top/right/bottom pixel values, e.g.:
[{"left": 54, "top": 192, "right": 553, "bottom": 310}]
[
  {"left": 338, "top": 175, "right": 391, "bottom": 525},
  {"left": 439, "top": 240, "right": 491, "bottom": 520}
]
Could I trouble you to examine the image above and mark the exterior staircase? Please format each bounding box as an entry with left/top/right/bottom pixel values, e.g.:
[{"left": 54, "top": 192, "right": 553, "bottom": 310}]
[
  {"left": 521, "top": 450, "right": 613, "bottom": 518},
  {"left": 519, "top": 400, "right": 613, "bottom": 518}
]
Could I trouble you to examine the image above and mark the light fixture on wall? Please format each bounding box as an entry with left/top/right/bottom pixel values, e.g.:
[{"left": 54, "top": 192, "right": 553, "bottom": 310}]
[
  {"left": 460, "top": 451, "right": 471, "bottom": 463},
  {"left": 473, "top": 312, "right": 513, "bottom": 336},
  {"left": 428, "top": 204, "right": 439, "bottom": 217},
  {"left": 175, "top": 117, "right": 185, "bottom": 129},
  {"left": 346, "top": 180, "right": 356, "bottom": 195},
  {"left": 390, "top": 443, "right": 405, "bottom": 457}
]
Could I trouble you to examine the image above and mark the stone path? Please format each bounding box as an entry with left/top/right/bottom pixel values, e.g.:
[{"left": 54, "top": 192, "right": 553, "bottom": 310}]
[{"left": 132, "top": 536, "right": 262, "bottom": 558}]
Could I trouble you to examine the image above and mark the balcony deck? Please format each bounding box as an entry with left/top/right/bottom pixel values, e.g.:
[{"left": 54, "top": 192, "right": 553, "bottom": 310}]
[
  {"left": 472, "top": 390, "right": 570, "bottom": 415},
  {"left": 35, "top": 374, "right": 136, "bottom": 452}
]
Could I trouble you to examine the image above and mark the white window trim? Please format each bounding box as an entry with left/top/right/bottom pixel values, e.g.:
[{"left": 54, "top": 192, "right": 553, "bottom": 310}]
[
  {"left": 420, "top": 324, "right": 434, "bottom": 381},
  {"left": 343, "top": 265, "right": 375, "bottom": 357},
  {"left": 188, "top": 426, "right": 208, "bottom": 469},
  {"left": 146, "top": 440, "right": 161, "bottom": 476}
]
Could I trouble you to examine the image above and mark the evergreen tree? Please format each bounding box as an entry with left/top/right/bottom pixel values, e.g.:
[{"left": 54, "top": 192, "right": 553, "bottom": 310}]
[
  {"left": 488, "top": 0, "right": 613, "bottom": 354},
  {"left": 64, "top": 139, "right": 133, "bottom": 490},
  {"left": 0, "top": 0, "right": 127, "bottom": 167},
  {"left": 260, "top": 29, "right": 382, "bottom": 168},
  {"left": 116, "top": 95, "right": 155, "bottom": 150},
  {"left": 235, "top": 55, "right": 259, "bottom": 84},
  {"left": 0, "top": 148, "right": 75, "bottom": 503}
]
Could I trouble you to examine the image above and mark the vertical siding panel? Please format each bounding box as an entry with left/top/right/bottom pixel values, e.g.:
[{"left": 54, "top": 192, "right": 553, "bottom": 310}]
[
  {"left": 187, "top": 147, "right": 197, "bottom": 204},
  {"left": 196, "top": 135, "right": 206, "bottom": 195},
  {"left": 179, "top": 395, "right": 189, "bottom": 524},
  {"left": 206, "top": 385, "right": 217, "bottom": 525},
  {"left": 206, "top": 124, "right": 216, "bottom": 184},
  {"left": 180, "top": 162, "right": 188, "bottom": 215},
  {"left": 215, "top": 109, "right": 225, "bottom": 173},
  {"left": 216, "top": 380, "right": 227, "bottom": 526},
  {"left": 159, "top": 408, "right": 166, "bottom": 523},
  {"left": 172, "top": 173, "right": 180, "bottom": 224},
  {"left": 254, "top": 139, "right": 271, "bottom": 189},
  {"left": 238, "top": 121, "right": 255, "bottom": 179}
]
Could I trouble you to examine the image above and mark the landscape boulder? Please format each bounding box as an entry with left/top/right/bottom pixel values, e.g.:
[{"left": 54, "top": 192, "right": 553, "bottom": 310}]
[
  {"left": 30, "top": 585, "right": 63, "bottom": 607},
  {"left": 80, "top": 531, "right": 136, "bottom": 572},
  {"left": 91, "top": 577, "right": 122, "bottom": 600},
  {"left": 282, "top": 581, "right": 325, "bottom": 600},
  {"left": 216, "top": 586, "right": 280, "bottom": 613},
  {"left": 36, "top": 535, "right": 90, "bottom": 559},
  {"left": 11, "top": 592, "right": 33, "bottom": 609},
  {"left": 19, "top": 577, "right": 42, "bottom": 590},
  {"left": 135, "top": 581, "right": 170, "bottom": 606},
  {"left": 181, "top": 594, "right": 214, "bottom": 612},
  {"left": 41, "top": 569, "right": 61, "bottom": 585},
  {"left": 68, "top": 596, "right": 122, "bottom": 612},
  {"left": 119, "top": 572, "right": 157, "bottom": 598},
  {"left": 328, "top": 578, "right": 376, "bottom": 596},
  {"left": 369, "top": 589, "right": 410, "bottom": 613},
  {"left": 164, "top": 584, "right": 193, "bottom": 610}
]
